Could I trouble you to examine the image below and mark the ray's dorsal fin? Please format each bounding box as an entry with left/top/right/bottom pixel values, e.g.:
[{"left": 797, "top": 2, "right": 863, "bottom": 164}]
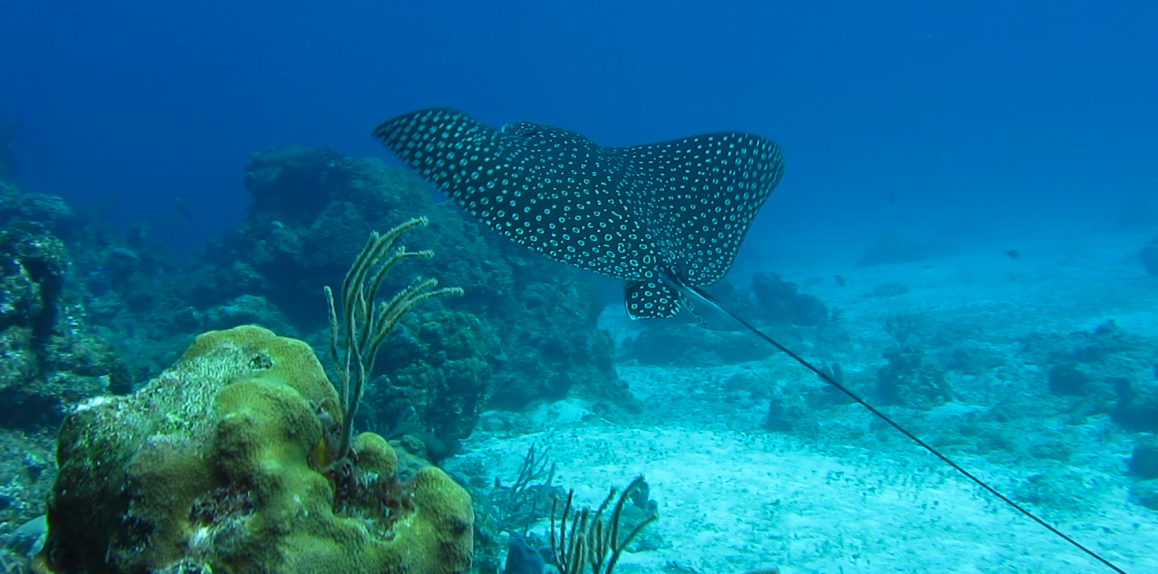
[{"left": 668, "top": 275, "right": 1127, "bottom": 574}]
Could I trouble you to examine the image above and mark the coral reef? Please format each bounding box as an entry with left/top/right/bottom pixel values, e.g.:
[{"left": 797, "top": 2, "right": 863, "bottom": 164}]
[
  {"left": 0, "top": 151, "right": 631, "bottom": 553},
  {"left": 0, "top": 147, "right": 624, "bottom": 451},
  {"left": 751, "top": 272, "right": 829, "bottom": 327},
  {"left": 0, "top": 190, "right": 132, "bottom": 429},
  {"left": 41, "top": 325, "right": 473, "bottom": 574},
  {"left": 1023, "top": 320, "right": 1158, "bottom": 426},
  {"left": 0, "top": 222, "right": 67, "bottom": 338},
  {"left": 178, "top": 146, "right": 626, "bottom": 445},
  {"left": 0, "top": 184, "right": 76, "bottom": 238},
  {"left": 0, "top": 430, "right": 54, "bottom": 544},
  {"left": 875, "top": 346, "right": 952, "bottom": 410},
  {"left": 890, "top": 320, "right": 1158, "bottom": 468}
]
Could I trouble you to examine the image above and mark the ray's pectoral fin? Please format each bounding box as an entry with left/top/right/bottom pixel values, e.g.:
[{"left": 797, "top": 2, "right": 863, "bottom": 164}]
[{"left": 624, "top": 280, "right": 684, "bottom": 320}]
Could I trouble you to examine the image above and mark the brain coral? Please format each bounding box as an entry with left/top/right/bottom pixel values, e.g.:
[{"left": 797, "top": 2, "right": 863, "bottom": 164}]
[{"left": 39, "top": 325, "right": 473, "bottom": 574}]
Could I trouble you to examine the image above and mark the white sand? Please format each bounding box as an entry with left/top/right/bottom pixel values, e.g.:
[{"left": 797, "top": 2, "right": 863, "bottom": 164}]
[
  {"left": 457, "top": 227, "right": 1158, "bottom": 574},
  {"left": 462, "top": 419, "right": 1158, "bottom": 573}
]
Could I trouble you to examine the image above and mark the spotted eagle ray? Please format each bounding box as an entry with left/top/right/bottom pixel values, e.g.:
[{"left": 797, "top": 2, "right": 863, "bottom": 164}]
[{"left": 374, "top": 108, "right": 1125, "bottom": 573}]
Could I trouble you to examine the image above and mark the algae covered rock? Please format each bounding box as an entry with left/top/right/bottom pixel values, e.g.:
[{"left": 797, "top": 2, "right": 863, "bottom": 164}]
[{"left": 42, "top": 325, "right": 473, "bottom": 574}]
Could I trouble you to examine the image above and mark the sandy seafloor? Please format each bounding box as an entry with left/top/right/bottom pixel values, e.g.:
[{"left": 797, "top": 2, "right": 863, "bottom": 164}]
[{"left": 449, "top": 229, "right": 1158, "bottom": 574}]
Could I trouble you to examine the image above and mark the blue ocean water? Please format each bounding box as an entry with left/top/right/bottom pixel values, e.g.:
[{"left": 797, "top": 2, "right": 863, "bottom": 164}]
[
  {"left": 2, "top": 1, "right": 1158, "bottom": 573},
  {"left": 2, "top": 1, "right": 1156, "bottom": 254}
]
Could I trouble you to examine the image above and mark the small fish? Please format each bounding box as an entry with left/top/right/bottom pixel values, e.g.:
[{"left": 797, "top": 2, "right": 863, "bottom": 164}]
[
  {"left": 1004, "top": 249, "right": 1020, "bottom": 259},
  {"left": 888, "top": 191, "right": 896, "bottom": 205},
  {"left": 375, "top": 108, "right": 1125, "bottom": 573},
  {"left": 833, "top": 274, "right": 846, "bottom": 287}
]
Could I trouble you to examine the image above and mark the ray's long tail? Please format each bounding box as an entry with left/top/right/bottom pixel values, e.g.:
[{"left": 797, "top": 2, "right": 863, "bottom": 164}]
[{"left": 675, "top": 282, "right": 1127, "bottom": 574}]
